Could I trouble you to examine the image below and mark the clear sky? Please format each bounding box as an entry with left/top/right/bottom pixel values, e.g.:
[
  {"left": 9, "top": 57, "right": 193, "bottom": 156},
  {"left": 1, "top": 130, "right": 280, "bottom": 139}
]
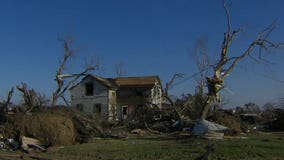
[{"left": 0, "top": 0, "right": 283, "bottom": 107}]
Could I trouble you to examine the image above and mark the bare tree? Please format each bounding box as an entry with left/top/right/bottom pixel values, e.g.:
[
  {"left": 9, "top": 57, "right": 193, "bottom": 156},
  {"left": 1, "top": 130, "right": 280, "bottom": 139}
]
[
  {"left": 6, "top": 88, "right": 14, "bottom": 107},
  {"left": 115, "top": 62, "right": 127, "bottom": 77},
  {"left": 17, "top": 83, "right": 43, "bottom": 112},
  {"left": 200, "top": 0, "right": 284, "bottom": 119},
  {"left": 276, "top": 97, "right": 284, "bottom": 109},
  {"left": 17, "top": 83, "right": 48, "bottom": 112},
  {"left": 164, "top": 73, "right": 184, "bottom": 106},
  {"left": 0, "top": 88, "right": 14, "bottom": 113},
  {"left": 51, "top": 37, "right": 99, "bottom": 106},
  {"left": 192, "top": 39, "right": 210, "bottom": 116},
  {"left": 136, "top": 73, "right": 185, "bottom": 123},
  {"left": 261, "top": 102, "right": 277, "bottom": 123},
  {"left": 162, "top": 73, "right": 185, "bottom": 121},
  {"left": 194, "top": 38, "right": 210, "bottom": 93},
  {"left": 174, "top": 40, "right": 210, "bottom": 119},
  {"left": 37, "top": 93, "right": 50, "bottom": 107}
]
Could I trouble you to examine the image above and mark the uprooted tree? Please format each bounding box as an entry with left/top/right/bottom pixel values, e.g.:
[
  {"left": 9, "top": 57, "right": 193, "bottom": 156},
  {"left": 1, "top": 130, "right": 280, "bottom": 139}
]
[
  {"left": 115, "top": 62, "right": 127, "bottom": 77},
  {"left": 200, "top": 0, "right": 283, "bottom": 120},
  {"left": 51, "top": 36, "right": 99, "bottom": 106}
]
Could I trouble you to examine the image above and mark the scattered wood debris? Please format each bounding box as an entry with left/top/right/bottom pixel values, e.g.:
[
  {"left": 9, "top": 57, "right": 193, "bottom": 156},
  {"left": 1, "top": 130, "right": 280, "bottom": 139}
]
[{"left": 20, "top": 136, "right": 46, "bottom": 153}]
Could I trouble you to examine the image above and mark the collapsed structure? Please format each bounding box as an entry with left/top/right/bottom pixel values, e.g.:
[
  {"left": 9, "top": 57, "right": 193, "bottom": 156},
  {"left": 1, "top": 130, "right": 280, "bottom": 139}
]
[{"left": 70, "top": 74, "right": 163, "bottom": 120}]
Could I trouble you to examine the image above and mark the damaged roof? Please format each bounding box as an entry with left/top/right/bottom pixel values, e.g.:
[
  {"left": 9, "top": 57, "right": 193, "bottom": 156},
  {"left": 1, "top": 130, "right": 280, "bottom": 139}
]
[
  {"left": 114, "top": 76, "right": 160, "bottom": 88},
  {"left": 90, "top": 75, "right": 118, "bottom": 90},
  {"left": 70, "top": 75, "right": 161, "bottom": 90},
  {"left": 69, "top": 74, "right": 118, "bottom": 90}
]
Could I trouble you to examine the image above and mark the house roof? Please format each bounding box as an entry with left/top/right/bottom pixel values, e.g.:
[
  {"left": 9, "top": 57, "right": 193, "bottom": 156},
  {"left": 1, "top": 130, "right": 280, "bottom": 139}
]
[
  {"left": 69, "top": 74, "right": 118, "bottom": 90},
  {"left": 114, "top": 76, "right": 160, "bottom": 88},
  {"left": 70, "top": 75, "right": 161, "bottom": 90},
  {"left": 90, "top": 75, "right": 119, "bottom": 90}
]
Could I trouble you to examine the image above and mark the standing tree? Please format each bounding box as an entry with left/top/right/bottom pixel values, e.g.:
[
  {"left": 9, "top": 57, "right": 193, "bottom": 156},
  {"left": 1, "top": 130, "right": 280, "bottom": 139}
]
[
  {"left": 164, "top": 73, "right": 184, "bottom": 106},
  {"left": 276, "top": 97, "right": 284, "bottom": 109},
  {"left": 51, "top": 37, "right": 99, "bottom": 106},
  {"left": 115, "top": 62, "right": 127, "bottom": 77},
  {"left": 200, "top": 0, "right": 283, "bottom": 119},
  {"left": 0, "top": 88, "right": 14, "bottom": 113}
]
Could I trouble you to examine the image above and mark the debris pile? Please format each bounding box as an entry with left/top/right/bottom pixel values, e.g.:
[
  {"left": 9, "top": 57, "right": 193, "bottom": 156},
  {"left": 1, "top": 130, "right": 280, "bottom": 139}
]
[
  {"left": 72, "top": 113, "right": 106, "bottom": 143},
  {"left": 20, "top": 136, "right": 47, "bottom": 153},
  {"left": 1, "top": 107, "right": 107, "bottom": 148},
  {"left": 0, "top": 133, "right": 47, "bottom": 153},
  {"left": 3, "top": 111, "right": 76, "bottom": 146},
  {"left": 192, "top": 119, "right": 228, "bottom": 139},
  {"left": 210, "top": 110, "right": 243, "bottom": 134}
]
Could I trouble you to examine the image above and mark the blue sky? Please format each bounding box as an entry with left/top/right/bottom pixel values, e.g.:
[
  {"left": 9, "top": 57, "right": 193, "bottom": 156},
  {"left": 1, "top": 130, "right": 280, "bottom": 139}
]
[{"left": 0, "top": 0, "right": 283, "bottom": 107}]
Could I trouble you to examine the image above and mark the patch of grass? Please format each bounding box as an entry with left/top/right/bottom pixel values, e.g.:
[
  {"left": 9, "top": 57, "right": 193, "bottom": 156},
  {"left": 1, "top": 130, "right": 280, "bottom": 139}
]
[
  {"left": 57, "top": 133, "right": 284, "bottom": 160},
  {"left": 1, "top": 133, "right": 282, "bottom": 160},
  {"left": 58, "top": 138, "right": 202, "bottom": 160},
  {"left": 213, "top": 134, "right": 284, "bottom": 160}
]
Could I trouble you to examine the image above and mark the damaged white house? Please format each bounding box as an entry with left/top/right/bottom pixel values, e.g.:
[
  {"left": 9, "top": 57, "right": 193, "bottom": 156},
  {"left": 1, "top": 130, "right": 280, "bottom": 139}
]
[{"left": 70, "top": 74, "right": 163, "bottom": 120}]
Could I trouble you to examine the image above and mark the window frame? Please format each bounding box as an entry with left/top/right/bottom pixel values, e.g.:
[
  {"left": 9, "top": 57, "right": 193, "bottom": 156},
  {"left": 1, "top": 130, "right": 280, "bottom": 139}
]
[
  {"left": 93, "top": 103, "right": 102, "bottom": 114},
  {"left": 85, "top": 83, "right": 94, "bottom": 96}
]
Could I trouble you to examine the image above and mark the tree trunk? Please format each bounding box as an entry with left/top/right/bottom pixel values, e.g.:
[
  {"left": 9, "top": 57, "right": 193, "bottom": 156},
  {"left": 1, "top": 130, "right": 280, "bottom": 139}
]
[
  {"left": 201, "top": 96, "right": 213, "bottom": 119},
  {"left": 51, "top": 94, "right": 58, "bottom": 107}
]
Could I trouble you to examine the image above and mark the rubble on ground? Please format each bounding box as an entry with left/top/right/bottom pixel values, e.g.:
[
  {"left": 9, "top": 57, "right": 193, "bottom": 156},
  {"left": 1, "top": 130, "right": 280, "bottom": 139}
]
[
  {"left": 192, "top": 119, "right": 228, "bottom": 139},
  {"left": 131, "top": 129, "right": 147, "bottom": 135},
  {"left": 20, "top": 136, "right": 46, "bottom": 153},
  {"left": 0, "top": 133, "right": 47, "bottom": 153}
]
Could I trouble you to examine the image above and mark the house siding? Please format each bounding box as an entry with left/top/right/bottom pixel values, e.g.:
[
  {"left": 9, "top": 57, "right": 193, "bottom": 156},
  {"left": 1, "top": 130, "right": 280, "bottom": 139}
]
[
  {"left": 70, "top": 75, "right": 163, "bottom": 121},
  {"left": 116, "top": 81, "right": 162, "bottom": 119},
  {"left": 70, "top": 76, "right": 109, "bottom": 117},
  {"left": 108, "top": 90, "right": 117, "bottom": 120},
  {"left": 151, "top": 82, "right": 163, "bottom": 108}
]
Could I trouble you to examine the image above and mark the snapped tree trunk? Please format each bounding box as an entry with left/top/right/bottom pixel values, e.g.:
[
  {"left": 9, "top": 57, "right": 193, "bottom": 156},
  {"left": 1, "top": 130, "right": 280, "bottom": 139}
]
[
  {"left": 199, "top": 0, "right": 283, "bottom": 120},
  {"left": 51, "top": 37, "right": 98, "bottom": 106}
]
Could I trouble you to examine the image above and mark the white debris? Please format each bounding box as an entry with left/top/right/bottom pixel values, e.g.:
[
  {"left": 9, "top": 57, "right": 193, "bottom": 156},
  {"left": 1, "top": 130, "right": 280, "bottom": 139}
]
[{"left": 192, "top": 119, "right": 228, "bottom": 136}]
